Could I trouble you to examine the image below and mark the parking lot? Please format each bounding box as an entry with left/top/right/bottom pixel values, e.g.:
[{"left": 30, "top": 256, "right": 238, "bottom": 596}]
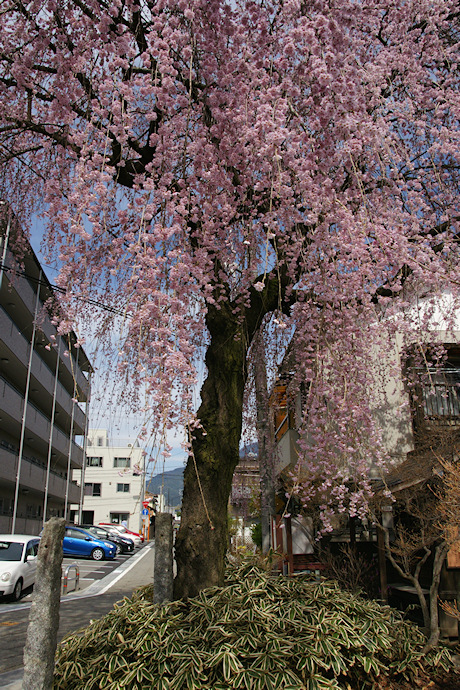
[{"left": 0, "top": 547, "right": 140, "bottom": 608}]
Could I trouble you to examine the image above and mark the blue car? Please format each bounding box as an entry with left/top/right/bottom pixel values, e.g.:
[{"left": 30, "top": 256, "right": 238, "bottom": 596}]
[{"left": 63, "top": 526, "right": 117, "bottom": 561}]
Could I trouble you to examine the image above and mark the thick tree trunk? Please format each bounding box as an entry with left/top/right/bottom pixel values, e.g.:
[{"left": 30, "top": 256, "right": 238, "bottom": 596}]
[
  {"left": 173, "top": 275, "right": 288, "bottom": 599},
  {"left": 376, "top": 524, "right": 388, "bottom": 603},
  {"left": 412, "top": 578, "right": 431, "bottom": 633},
  {"left": 173, "top": 303, "right": 249, "bottom": 599},
  {"left": 382, "top": 526, "right": 450, "bottom": 648}
]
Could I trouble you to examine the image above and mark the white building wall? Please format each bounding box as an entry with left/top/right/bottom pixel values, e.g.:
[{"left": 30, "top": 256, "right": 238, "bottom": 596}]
[
  {"left": 365, "top": 333, "right": 414, "bottom": 469},
  {"left": 72, "top": 429, "right": 144, "bottom": 531},
  {"left": 274, "top": 303, "right": 460, "bottom": 475}
]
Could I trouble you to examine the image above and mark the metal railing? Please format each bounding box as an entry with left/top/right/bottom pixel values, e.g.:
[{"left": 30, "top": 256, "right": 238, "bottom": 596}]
[
  {"left": 422, "top": 381, "right": 460, "bottom": 422},
  {"left": 62, "top": 564, "right": 79, "bottom": 595}
]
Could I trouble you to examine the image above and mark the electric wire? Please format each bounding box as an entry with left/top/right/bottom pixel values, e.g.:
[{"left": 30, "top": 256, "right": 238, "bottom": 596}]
[{"left": 0, "top": 259, "right": 127, "bottom": 316}]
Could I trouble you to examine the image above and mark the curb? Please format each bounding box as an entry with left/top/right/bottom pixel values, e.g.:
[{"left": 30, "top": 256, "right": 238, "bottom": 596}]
[{"left": 0, "top": 667, "right": 22, "bottom": 689}]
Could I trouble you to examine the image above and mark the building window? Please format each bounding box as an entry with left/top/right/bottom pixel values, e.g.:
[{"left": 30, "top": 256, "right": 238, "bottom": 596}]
[
  {"left": 114, "top": 457, "right": 130, "bottom": 468},
  {"left": 117, "top": 483, "right": 130, "bottom": 493},
  {"left": 110, "top": 512, "right": 129, "bottom": 524},
  {"left": 87, "top": 456, "right": 103, "bottom": 467},
  {"left": 409, "top": 346, "right": 460, "bottom": 425},
  {"left": 1, "top": 499, "right": 13, "bottom": 516},
  {"left": 26, "top": 504, "right": 38, "bottom": 518},
  {"left": 97, "top": 436, "right": 104, "bottom": 446},
  {"left": 84, "top": 483, "right": 101, "bottom": 497},
  {"left": 422, "top": 358, "right": 460, "bottom": 419}
]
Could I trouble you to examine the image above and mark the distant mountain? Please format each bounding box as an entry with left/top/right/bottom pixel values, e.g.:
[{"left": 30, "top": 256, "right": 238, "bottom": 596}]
[
  {"left": 240, "top": 442, "right": 258, "bottom": 458},
  {"left": 147, "top": 445, "right": 257, "bottom": 508},
  {"left": 147, "top": 466, "right": 184, "bottom": 507}
]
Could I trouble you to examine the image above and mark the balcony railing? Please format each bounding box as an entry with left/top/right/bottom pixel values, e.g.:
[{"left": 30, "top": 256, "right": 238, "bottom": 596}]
[{"left": 421, "top": 374, "right": 460, "bottom": 424}]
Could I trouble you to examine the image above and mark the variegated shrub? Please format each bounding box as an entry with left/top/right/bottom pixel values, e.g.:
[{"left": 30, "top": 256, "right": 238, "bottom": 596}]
[{"left": 53, "top": 563, "right": 451, "bottom": 689}]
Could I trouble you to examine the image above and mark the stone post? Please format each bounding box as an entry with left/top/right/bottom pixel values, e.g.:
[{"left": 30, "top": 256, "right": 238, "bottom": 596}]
[
  {"left": 154, "top": 512, "right": 174, "bottom": 604},
  {"left": 22, "top": 517, "right": 65, "bottom": 690}
]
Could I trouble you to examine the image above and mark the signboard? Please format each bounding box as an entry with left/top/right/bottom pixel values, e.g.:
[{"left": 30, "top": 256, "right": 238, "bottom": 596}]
[
  {"left": 447, "top": 541, "right": 460, "bottom": 569},
  {"left": 142, "top": 508, "right": 149, "bottom": 516}
]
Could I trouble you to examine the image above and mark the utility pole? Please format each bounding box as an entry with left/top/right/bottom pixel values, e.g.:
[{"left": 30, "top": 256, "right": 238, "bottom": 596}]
[
  {"left": 254, "top": 335, "right": 275, "bottom": 553},
  {"left": 77, "top": 374, "right": 91, "bottom": 524}
]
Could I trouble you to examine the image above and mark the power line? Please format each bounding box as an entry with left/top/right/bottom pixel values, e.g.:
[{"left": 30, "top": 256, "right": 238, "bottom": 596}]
[{"left": 0, "top": 260, "right": 128, "bottom": 317}]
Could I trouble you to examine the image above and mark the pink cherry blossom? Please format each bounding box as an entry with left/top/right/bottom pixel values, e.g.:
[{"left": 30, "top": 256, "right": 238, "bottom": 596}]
[{"left": 0, "top": 0, "right": 458, "bottom": 593}]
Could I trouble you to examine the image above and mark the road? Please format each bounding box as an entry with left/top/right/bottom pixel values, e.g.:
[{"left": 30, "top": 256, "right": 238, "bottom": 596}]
[{"left": 0, "top": 546, "right": 140, "bottom": 609}]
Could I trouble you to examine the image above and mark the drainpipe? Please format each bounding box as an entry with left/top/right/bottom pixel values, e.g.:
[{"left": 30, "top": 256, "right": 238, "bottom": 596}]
[
  {"left": 139, "top": 450, "right": 146, "bottom": 534},
  {"left": 64, "top": 379, "right": 76, "bottom": 520},
  {"left": 43, "top": 339, "right": 61, "bottom": 526},
  {"left": 77, "top": 373, "right": 91, "bottom": 524},
  {"left": 11, "top": 270, "right": 42, "bottom": 533},
  {"left": 64, "top": 343, "right": 80, "bottom": 520}
]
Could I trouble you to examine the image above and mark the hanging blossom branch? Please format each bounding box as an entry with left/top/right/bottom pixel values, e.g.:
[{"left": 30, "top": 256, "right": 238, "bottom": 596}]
[{"left": 0, "top": 0, "right": 459, "bottom": 524}]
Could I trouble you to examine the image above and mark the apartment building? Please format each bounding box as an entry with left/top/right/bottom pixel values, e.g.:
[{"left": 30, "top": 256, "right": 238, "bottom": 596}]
[
  {"left": 71, "top": 429, "right": 145, "bottom": 531},
  {"left": 0, "top": 206, "right": 91, "bottom": 534}
]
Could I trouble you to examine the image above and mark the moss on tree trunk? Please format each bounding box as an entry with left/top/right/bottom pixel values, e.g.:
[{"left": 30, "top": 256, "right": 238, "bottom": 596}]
[
  {"left": 174, "top": 302, "right": 248, "bottom": 598},
  {"left": 173, "top": 273, "right": 289, "bottom": 599}
]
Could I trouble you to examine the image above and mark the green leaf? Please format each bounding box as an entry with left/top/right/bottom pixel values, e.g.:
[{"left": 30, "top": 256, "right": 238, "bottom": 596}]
[{"left": 222, "top": 650, "right": 242, "bottom": 681}]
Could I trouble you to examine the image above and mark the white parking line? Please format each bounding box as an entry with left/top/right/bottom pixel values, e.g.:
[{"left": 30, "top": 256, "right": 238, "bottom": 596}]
[
  {"left": 63, "top": 564, "right": 109, "bottom": 569},
  {"left": 95, "top": 564, "right": 113, "bottom": 567}
]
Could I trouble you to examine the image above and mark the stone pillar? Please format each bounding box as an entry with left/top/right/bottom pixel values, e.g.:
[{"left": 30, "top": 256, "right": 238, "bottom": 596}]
[
  {"left": 22, "top": 517, "right": 65, "bottom": 690},
  {"left": 154, "top": 512, "right": 174, "bottom": 604}
]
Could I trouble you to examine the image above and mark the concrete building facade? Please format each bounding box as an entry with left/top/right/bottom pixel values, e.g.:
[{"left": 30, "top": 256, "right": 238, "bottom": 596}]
[
  {"left": 0, "top": 206, "right": 91, "bottom": 535},
  {"left": 273, "top": 314, "right": 460, "bottom": 477},
  {"left": 71, "top": 429, "right": 145, "bottom": 532}
]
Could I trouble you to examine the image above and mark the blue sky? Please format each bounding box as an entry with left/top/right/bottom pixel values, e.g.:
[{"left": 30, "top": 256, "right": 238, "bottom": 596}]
[{"left": 28, "top": 215, "right": 187, "bottom": 476}]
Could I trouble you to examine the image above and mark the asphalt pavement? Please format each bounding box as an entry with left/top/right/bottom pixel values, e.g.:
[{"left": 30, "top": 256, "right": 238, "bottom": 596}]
[{"left": 0, "top": 541, "right": 155, "bottom": 689}]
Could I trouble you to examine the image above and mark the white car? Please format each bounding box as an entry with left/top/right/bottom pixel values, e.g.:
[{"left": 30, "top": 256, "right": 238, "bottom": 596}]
[
  {"left": 98, "top": 523, "right": 143, "bottom": 546},
  {"left": 0, "top": 534, "right": 40, "bottom": 601}
]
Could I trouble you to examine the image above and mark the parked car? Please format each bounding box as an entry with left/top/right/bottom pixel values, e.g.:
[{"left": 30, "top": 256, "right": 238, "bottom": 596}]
[
  {"left": 78, "top": 525, "right": 134, "bottom": 555},
  {"left": 98, "top": 523, "right": 143, "bottom": 545},
  {"left": 63, "top": 526, "right": 117, "bottom": 560},
  {"left": 0, "top": 534, "right": 40, "bottom": 601}
]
